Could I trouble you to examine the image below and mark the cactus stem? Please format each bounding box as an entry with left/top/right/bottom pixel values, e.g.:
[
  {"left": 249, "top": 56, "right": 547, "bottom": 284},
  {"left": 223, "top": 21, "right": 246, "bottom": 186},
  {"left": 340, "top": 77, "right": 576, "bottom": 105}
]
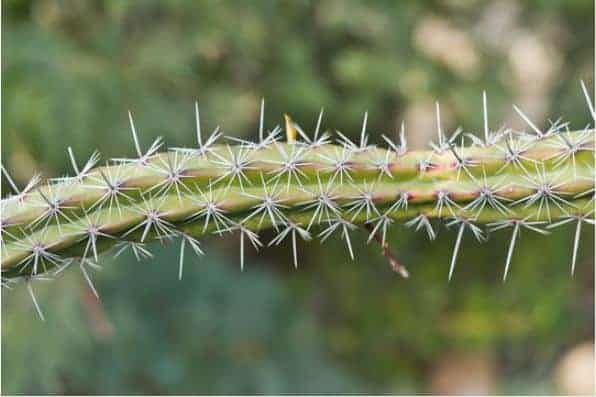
[{"left": 2, "top": 86, "right": 594, "bottom": 316}]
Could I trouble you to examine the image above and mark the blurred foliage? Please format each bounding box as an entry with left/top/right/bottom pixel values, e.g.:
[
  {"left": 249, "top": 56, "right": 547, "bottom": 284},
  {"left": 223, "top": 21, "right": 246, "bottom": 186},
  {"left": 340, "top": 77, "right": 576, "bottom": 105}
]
[
  {"left": 2, "top": 250, "right": 364, "bottom": 394},
  {"left": 1, "top": 0, "right": 594, "bottom": 394}
]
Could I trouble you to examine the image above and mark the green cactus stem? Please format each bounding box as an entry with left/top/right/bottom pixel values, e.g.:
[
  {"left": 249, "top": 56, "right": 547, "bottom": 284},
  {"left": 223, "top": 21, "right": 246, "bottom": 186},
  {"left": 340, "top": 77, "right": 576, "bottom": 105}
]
[{"left": 1, "top": 97, "right": 595, "bottom": 319}]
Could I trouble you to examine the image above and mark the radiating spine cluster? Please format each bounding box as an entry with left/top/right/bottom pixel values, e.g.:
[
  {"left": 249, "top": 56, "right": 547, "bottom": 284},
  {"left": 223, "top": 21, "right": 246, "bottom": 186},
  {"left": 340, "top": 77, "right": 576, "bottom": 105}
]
[{"left": 1, "top": 84, "right": 595, "bottom": 320}]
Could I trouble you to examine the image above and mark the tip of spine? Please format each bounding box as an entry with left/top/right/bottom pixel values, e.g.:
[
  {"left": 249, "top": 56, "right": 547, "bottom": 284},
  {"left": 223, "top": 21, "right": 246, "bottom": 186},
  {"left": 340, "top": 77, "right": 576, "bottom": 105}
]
[{"left": 284, "top": 114, "right": 297, "bottom": 144}]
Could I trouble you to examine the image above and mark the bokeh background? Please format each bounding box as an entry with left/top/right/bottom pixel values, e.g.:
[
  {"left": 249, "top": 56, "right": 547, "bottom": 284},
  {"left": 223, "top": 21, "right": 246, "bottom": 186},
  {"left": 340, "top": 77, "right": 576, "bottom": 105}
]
[{"left": 2, "top": 0, "right": 594, "bottom": 394}]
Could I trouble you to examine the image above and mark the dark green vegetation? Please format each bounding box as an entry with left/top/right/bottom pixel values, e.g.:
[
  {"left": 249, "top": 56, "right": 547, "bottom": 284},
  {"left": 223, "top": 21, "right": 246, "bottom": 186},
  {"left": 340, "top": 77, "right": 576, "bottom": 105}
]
[{"left": 2, "top": 0, "right": 594, "bottom": 394}]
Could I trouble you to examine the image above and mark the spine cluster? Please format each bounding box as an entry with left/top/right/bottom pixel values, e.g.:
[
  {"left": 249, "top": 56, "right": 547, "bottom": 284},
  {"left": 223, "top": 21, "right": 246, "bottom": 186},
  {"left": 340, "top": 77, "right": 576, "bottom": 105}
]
[{"left": 1, "top": 87, "right": 595, "bottom": 319}]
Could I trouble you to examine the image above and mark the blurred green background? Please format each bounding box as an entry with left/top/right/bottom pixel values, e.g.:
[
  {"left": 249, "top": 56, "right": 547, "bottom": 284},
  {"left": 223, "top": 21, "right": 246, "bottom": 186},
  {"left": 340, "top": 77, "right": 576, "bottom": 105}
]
[{"left": 2, "top": 0, "right": 594, "bottom": 394}]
